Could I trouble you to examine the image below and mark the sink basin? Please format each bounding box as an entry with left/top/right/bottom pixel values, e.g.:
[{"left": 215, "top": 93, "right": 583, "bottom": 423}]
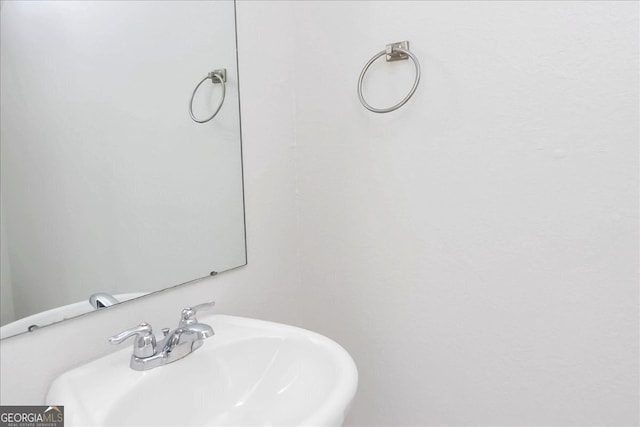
[{"left": 46, "top": 315, "right": 358, "bottom": 426}]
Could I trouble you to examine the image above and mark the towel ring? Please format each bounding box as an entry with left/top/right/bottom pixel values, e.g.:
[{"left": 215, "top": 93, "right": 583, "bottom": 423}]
[
  {"left": 189, "top": 69, "right": 227, "bottom": 123},
  {"left": 357, "top": 41, "right": 421, "bottom": 113}
]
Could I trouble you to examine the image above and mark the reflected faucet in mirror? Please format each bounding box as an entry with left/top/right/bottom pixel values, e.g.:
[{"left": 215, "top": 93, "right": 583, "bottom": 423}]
[{"left": 89, "top": 293, "right": 120, "bottom": 309}]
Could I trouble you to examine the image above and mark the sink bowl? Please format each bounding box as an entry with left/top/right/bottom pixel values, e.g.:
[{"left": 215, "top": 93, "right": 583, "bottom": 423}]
[{"left": 46, "top": 315, "right": 358, "bottom": 426}]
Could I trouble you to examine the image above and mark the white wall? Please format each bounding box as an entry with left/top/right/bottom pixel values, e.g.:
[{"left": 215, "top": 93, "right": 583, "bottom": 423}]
[
  {"left": 290, "top": 2, "right": 639, "bottom": 426},
  {"left": 0, "top": 203, "right": 16, "bottom": 324},
  {"left": 0, "top": 2, "right": 638, "bottom": 426}
]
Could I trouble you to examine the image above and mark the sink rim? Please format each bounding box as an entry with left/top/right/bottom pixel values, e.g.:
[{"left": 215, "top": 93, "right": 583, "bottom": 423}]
[{"left": 46, "top": 314, "right": 358, "bottom": 426}]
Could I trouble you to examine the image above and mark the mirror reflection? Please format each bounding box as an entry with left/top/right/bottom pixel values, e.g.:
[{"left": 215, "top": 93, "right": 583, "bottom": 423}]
[{"left": 0, "top": 1, "right": 246, "bottom": 339}]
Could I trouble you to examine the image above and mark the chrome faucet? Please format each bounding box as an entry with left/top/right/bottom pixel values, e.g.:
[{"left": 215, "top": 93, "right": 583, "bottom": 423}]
[
  {"left": 89, "top": 292, "right": 119, "bottom": 309},
  {"left": 108, "top": 301, "right": 215, "bottom": 371}
]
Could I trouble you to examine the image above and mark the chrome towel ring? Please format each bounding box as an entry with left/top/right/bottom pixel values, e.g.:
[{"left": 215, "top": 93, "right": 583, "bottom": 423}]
[
  {"left": 189, "top": 69, "right": 227, "bottom": 123},
  {"left": 357, "top": 41, "right": 421, "bottom": 113}
]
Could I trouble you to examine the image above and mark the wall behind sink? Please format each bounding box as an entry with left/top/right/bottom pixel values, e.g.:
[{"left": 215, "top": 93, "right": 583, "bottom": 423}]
[
  {"left": 288, "top": 1, "right": 638, "bottom": 426},
  {"left": 1, "top": 2, "right": 638, "bottom": 426}
]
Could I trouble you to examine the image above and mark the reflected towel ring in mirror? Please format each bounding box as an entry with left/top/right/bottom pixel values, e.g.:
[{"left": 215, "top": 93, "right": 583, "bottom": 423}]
[
  {"left": 189, "top": 69, "right": 227, "bottom": 123},
  {"left": 357, "top": 41, "right": 421, "bottom": 113}
]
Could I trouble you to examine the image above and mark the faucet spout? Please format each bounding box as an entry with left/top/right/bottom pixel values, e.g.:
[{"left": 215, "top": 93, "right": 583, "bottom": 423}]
[
  {"left": 89, "top": 292, "right": 119, "bottom": 309},
  {"left": 186, "top": 323, "right": 215, "bottom": 340},
  {"left": 163, "top": 324, "right": 214, "bottom": 351}
]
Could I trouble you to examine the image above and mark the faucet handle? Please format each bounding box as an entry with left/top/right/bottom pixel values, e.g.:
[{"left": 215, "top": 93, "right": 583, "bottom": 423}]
[
  {"left": 108, "top": 322, "right": 157, "bottom": 358},
  {"left": 179, "top": 301, "right": 215, "bottom": 327}
]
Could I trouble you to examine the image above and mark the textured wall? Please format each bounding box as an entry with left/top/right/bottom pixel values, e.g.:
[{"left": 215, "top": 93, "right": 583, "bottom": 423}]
[
  {"left": 289, "top": 1, "right": 639, "bottom": 425},
  {"left": 0, "top": 210, "right": 15, "bottom": 325}
]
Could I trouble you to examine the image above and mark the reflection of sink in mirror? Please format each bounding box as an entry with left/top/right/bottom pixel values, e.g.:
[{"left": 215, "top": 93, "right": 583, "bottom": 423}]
[
  {"left": 0, "top": 293, "right": 146, "bottom": 339},
  {"left": 46, "top": 315, "right": 358, "bottom": 427}
]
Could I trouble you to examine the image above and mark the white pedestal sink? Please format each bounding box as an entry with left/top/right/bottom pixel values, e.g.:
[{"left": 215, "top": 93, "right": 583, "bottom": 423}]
[{"left": 46, "top": 315, "right": 358, "bottom": 426}]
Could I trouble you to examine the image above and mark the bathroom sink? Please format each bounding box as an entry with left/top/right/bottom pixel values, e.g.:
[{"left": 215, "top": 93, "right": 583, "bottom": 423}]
[{"left": 46, "top": 315, "right": 358, "bottom": 426}]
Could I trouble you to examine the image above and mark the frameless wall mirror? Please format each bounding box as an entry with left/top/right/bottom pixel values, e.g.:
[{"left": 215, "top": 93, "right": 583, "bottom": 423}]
[{"left": 0, "top": 0, "right": 246, "bottom": 339}]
